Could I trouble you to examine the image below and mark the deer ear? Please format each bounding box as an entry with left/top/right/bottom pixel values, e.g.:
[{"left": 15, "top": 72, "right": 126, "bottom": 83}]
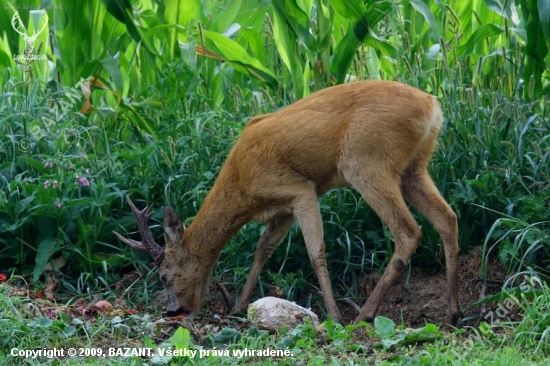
[{"left": 164, "top": 207, "right": 185, "bottom": 246}]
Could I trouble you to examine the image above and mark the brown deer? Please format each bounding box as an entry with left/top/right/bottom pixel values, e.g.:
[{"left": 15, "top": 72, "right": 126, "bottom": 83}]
[{"left": 114, "top": 80, "right": 461, "bottom": 325}]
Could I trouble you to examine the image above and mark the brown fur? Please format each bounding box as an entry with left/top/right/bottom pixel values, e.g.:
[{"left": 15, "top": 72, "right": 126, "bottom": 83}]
[{"left": 157, "top": 80, "right": 460, "bottom": 324}]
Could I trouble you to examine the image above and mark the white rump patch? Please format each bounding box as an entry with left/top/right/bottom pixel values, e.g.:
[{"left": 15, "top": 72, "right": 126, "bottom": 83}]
[{"left": 428, "top": 97, "right": 443, "bottom": 131}]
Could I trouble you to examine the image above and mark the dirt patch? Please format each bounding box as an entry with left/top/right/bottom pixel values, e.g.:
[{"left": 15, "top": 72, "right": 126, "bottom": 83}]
[
  {"left": 203, "top": 246, "right": 512, "bottom": 330},
  {"left": 335, "top": 246, "right": 510, "bottom": 327}
]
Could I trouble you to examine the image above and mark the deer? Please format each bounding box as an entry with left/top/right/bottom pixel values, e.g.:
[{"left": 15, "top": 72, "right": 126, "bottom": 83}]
[
  {"left": 11, "top": 10, "right": 49, "bottom": 57},
  {"left": 114, "top": 80, "right": 461, "bottom": 325}
]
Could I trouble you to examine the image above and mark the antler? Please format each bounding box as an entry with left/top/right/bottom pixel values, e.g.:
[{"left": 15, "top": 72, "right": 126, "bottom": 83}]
[
  {"left": 11, "top": 11, "right": 48, "bottom": 41},
  {"left": 11, "top": 11, "right": 27, "bottom": 37},
  {"left": 35, "top": 12, "right": 49, "bottom": 40},
  {"left": 114, "top": 197, "right": 165, "bottom": 265}
]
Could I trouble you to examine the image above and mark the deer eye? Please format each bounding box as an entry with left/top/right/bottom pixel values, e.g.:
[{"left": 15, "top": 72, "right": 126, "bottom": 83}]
[{"left": 161, "top": 274, "right": 167, "bottom": 284}]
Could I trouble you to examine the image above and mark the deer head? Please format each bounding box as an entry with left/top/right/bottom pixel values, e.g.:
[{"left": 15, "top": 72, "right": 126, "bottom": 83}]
[
  {"left": 11, "top": 11, "right": 49, "bottom": 55},
  {"left": 114, "top": 197, "right": 208, "bottom": 317}
]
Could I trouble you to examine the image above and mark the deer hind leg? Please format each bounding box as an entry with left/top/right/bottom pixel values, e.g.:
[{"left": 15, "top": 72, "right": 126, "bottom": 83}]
[
  {"left": 231, "top": 215, "right": 295, "bottom": 314},
  {"left": 345, "top": 166, "right": 422, "bottom": 324},
  {"left": 400, "top": 149, "right": 461, "bottom": 324},
  {"left": 293, "top": 191, "right": 341, "bottom": 322}
]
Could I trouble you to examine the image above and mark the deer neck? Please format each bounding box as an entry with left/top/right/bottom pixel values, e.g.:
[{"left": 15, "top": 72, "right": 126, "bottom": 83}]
[{"left": 183, "top": 177, "right": 250, "bottom": 265}]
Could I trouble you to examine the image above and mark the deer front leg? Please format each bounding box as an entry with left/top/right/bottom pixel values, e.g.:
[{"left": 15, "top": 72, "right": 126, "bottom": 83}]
[
  {"left": 231, "top": 215, "right": 295, "bottom": 314},
  {"left": 293, "top": 194, "right": 341, "bottom": 322}
]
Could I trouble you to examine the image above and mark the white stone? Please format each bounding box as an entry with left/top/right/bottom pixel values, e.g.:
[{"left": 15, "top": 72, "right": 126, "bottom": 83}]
[{"left": 247, "top": 297, "right": 320, "bottom": 331}]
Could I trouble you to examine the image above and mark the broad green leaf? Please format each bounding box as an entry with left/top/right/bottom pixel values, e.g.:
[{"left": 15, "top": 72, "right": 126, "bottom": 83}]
[
  {"left": 269, "top": 8, "right": 294, "bottom": 69},
  {"left": 301, "top": 0, "right": 314, "bottom": 16},
  {"left": 271, "top": 6, "right": 303, "bottom": 97},
  {"left": 179, "top": 41, "right": 197, "bottom": 69},
  {"left": 169, "top": 327, "right": 192, "bottom": 349},
  {"left": 101, "top": 55, "right": 124, "bottom": 92},
  {"left": 420, "top": 323, "right": 439, "bottom": 333},
  {"left": 365, "top": 36, "right": 397, "bottom": 59},
  {"left": 171, "top": 0, "right": 199, "bottom": 28},
  {"left": 410, "top": 0, "right": 439, "bottom": 41},
  {"left": 520, "top": 0, "right": 548, "bottom": 97},
  {"left": 33, "top": 237, "right": 56, "bottom": 281},
  {"left": 14, "top": 191, "right": 36, "bottom": 217},
  {"left": 36, "top": 317, "right": 54, "bottom": 328},
  {"left": 331, "top": 0, "right": 392, "bottom": 83},
  {"left": 0, "top": 44, "right": 12, "bottom": 69},
  {"left": 56, "top": 2, "right": 86, "bottom": 85},
  {"left": 210, "top": 0, "right": 243, "bottom": 33},
  {"left": 102, "top": 0, "right": 145, "bottom": 50},
  {"left": 202, "top": 30, "right": 277, "bottom": 88},
  {"left": 25, "top": 9, "right": 49, "bottom": 77},
  {"left": 374, "top": 316, "right": 395, "bottom": 338},
  {"left": 331, "top": 14, "right": 369, "bottom": 83},
  {"left": 235, "top": 0, "right": 270, "bottom": 29},
  {"left": 405, "top": 325, "right": 440, "bottom": 342},
  {"left": 537, "top": 0, "right": 550, "bottom": 39},
  {"left": 380, "top": 333, "right": 405, "bottom": 349},
  {"left": 237, "top": 27, "right": 264, "bottom": 63},
  {"left": 484, "top": 0, "right": 515, "bottom": 22},
  {"left": 16, "top": 156, "right": 47, "bottom": 172},
  {"left": 276, "top": 0, "right": 309, "bottom": 24},
  {"left": 272, "top": 0, "right": 316, "bottom": 51},
  {"left": 456, "top": 24, "right": 504, "bottom": 58},
  {"left": 208, "top": 66, "right": 224, "bottom": 106},
  {"left": 328, "top": 0, "right": 367, "bottom": 19},
  {"left": 164, "top": 0, "right": 188, "bottom": 58},
  {"left": 206, "top": 327, "right": 242, "bottom": 346},
  {"left": 63, "top": 325, "right": 76, "bottom": 337},
  {"left": 56, "top": 0, "right": 122, "bottom": 85},
  {"left": 0, "top": 217, "right": 32, "bottom": 233},
  {"left": 315, "top": 0, "right": 333, "bottom": 85}
]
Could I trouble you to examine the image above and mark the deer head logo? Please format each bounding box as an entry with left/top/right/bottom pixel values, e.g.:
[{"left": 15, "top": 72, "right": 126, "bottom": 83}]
[{"left": 11, "top": 11, "right": 49, "bottom": 56}]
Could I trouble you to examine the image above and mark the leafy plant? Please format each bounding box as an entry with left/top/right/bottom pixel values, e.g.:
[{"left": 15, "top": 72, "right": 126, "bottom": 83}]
[{"left": 372, "top": 316, "right": 440, "bottom": 350}]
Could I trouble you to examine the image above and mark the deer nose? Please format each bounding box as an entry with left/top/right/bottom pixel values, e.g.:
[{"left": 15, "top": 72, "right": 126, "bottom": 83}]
[{"left": 166, "top": 306, "right": 190, "bottom": 317}]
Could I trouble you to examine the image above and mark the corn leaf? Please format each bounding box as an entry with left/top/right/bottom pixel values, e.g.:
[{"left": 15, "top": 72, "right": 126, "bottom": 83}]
[
  {"left": 101, "top": 0, "right": 144, "bottom": 49},
  {"left": 537, "top": 0, "right": 550, "bottom": 39},
  {"left": 410, "top": 0, "right": 439, "bottom": 41},
  {"left": 202, "top": 30, "right": 277, "bottom": 89},
  {"left": 327, "top": 0, "right": 367, "bottom": 19},
  {"left": 456, "top": 24, "right": 504, "bottom": 58}
]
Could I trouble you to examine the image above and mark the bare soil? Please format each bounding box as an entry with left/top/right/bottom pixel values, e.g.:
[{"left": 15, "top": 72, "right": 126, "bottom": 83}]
[
  {"left": 337, "top": 246, "right": 510, "bottom": 327},
  {"left": 203, "top": 245, "right": 512, "bottom": 331}
]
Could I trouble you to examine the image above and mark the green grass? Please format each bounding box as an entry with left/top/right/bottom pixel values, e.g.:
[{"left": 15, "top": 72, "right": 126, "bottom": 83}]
[{"left": 1, "top": 280, "right": 549, "bottom": 365}]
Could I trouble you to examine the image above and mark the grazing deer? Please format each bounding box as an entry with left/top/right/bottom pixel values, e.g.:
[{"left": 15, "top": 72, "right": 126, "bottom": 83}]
[{"left": 115, "top": 80, "right": 461, "bottom": 325}]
